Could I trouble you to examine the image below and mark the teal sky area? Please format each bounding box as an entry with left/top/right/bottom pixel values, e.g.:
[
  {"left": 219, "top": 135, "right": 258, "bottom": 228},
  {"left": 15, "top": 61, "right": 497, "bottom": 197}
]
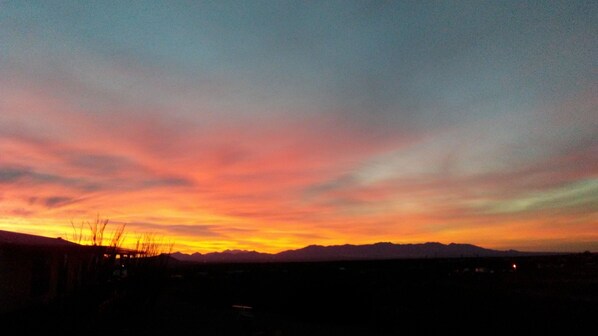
[{"left": 0, "top": 1, "right": 596, "bottom": 253}]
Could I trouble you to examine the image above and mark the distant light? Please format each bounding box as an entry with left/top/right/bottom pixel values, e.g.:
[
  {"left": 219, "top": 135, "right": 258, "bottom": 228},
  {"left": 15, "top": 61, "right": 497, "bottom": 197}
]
[{"left": 512, "top": 264, "right": 517, "bottom": 270}]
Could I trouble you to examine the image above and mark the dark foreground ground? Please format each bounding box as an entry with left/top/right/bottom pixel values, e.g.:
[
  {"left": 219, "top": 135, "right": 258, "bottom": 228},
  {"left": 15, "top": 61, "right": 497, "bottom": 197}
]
[{"left": 2, "top": 253, "right": 597, "bottom": 335}]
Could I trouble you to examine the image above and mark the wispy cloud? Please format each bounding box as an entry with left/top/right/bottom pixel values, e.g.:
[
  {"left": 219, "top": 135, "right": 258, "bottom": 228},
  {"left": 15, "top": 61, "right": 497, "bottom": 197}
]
[{"left": 0, "top": 1, "right": 595, "bottom": 252}]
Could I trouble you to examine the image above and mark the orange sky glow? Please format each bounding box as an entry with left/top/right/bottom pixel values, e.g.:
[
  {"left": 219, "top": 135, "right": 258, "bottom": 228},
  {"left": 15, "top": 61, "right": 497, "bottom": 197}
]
[{"left": 1, "top": 2, "right": 596, "bottom": 253}]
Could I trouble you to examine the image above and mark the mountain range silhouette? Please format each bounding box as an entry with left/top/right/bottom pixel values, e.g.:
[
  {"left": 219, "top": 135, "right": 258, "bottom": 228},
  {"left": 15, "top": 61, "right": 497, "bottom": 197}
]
[{"left": 171, "top": 242, "right": 535, "bottom": 263}]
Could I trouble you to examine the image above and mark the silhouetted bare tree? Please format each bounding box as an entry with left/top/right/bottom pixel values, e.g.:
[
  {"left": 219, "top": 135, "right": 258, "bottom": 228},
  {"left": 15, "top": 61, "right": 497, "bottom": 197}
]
[
  {"left": 134, "top": 233, "right": 174, "bottom": 257},
  {"left": 69, "top": 219, "right": 85, "bottom": 244},
  {"left": 88, "top": 214, "right": 109, "bottom": 246}
]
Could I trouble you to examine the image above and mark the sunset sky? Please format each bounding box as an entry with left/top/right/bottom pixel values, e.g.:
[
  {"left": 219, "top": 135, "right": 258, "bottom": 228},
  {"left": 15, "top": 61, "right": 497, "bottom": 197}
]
[{"left": 1, "top": 1, "right": 596, "bottom": 253}]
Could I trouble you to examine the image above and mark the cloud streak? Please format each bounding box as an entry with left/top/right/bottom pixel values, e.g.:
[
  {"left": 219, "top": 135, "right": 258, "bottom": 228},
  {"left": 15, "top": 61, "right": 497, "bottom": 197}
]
[{"left": 0, "top": 1, "right": 596, "bottom": 252}]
